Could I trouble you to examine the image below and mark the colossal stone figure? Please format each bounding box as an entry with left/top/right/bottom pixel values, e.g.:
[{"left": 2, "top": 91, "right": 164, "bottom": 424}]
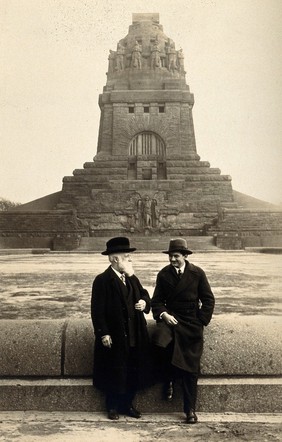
[
  {"left": 167, "top": 41, "right": 178, "bottom": 72},
  {"left": 116, "top": 42, "right": 125, "bottom": 71},
  {"left": 177, "top": 48, "right": 185, "bottom": 74},
  {"left": 131, "top": 41, "right": 142, "bottom": 69},
  {"left": 108, "top": 50, "right": 115, "bottom": 73},
  {"left": 151, "top": 37, "right": 161, "bottom": 69}
]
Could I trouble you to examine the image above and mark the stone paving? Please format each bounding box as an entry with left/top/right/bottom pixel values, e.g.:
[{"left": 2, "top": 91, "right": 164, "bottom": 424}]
[
  {"left": 0, "top": 251, "right": 281, "bottom": 320},
  {"left": 0, "top": 412, "right": 281, "bottom": 442}
]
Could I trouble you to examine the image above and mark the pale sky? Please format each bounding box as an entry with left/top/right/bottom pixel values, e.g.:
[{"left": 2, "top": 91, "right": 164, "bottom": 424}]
[{"left": 1, "top": 0, "right": 281, "bottom": 204}]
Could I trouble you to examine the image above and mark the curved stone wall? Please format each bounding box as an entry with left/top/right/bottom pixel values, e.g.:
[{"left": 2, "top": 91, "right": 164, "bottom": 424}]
[
  {"left": 0, "top": 317, "right": 280, "bottom": 377},
  {"left": 0, "top": 317, "right": 281, "bottom": 413}
]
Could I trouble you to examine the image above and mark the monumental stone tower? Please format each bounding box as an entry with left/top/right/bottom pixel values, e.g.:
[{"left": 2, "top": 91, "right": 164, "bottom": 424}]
[
  {"left": 56, "top": 13, "right": 235, "bottom": 239},
  {"left": 1, "top": 13, "right": 281, "bottom": 250}
]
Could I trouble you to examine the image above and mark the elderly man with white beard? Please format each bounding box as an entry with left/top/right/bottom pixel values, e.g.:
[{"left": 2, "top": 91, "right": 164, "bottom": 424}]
[{"left": 91, "top": 237, "right": 151, "bottom": 420}]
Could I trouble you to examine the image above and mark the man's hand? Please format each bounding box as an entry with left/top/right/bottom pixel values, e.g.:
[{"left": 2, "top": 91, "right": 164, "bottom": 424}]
[
  {"left": 101, "top": 335, "right": 112, "bottom": 348},
  {"left": 162, "top": 312, "right": 178, "bottom": 326},
  {"left": 135, "top": 299, "right": 146, "bottom": 311}
]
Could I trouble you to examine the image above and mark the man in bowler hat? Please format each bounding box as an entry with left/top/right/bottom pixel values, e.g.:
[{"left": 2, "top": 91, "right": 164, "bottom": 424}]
[
  {"left": 151, "top": 238, "right": 215, "bottom": 423},
  {"left": 91, "top": 237, "right": 151, "bottom": 420}
]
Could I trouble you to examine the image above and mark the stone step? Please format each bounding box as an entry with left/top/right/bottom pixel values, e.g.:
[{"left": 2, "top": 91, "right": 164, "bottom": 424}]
[
  {"left": 1, "top": 377, "right": 280, "bottom": 413},
  {"left": 78, "top": 236, "right": 218, "bottom": 251}
]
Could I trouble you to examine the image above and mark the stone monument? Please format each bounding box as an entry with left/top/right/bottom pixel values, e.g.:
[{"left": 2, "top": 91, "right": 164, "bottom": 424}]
[
  {"left": 55, "top": 13, "right": 235, "bottom": 239},
  {"left": 0, "top": 13, "right": 281, "bottom": 250}
]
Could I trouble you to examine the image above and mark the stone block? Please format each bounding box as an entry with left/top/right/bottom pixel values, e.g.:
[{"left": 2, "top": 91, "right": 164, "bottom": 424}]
[
  {"left": 201, "top": 315, "right": 281, "bottom": 375},
  {"left": 64, "top": 319, "right": 94, "bottom": 376},
  {"left": 0, "top": 380, "right": 103, "bottom": 412},
  {"left": 0, "top": 320, "right": 64, "bottom": 376},
  {"left": 61, "top": 317, "right": 282, "bottom": 377}
]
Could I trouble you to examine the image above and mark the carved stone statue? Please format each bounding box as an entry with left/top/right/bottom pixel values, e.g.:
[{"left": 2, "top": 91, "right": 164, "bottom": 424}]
[
  {"left": 131, "top": 41, "right": 142, "bottom": 69},
  {"left": 116, "top": 42, "right": 125, "bottom": 71},
  {"left": 136, "top": 195, "right": 158, "bottom": 229},
  {"left": 150, "top": 37, "right": 161, "bottom": 69},
  {"left": 143, "top": 196, "right": 152, "bottom": 227},
  {"left": 167, "top": 41, "right": 178, "bottom": 73}
]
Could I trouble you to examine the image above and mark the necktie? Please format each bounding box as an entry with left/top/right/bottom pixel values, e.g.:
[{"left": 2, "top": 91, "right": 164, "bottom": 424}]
[
  {"left": 120, "top": 274, "right": 126, "bottom": 285},
  {"left": 178, "top": 269, "right": 182, "bottom": 279}
]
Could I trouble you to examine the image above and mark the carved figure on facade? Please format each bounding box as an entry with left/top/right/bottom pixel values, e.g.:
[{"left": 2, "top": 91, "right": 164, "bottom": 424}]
[
  {"left": 137, "top": 199, "right": 144, "bottom": 228},
  {"left": 131, "top": 41, "right": 142, "bottom": 69},
  {"left": 143, "top": 196, "right": 153, "bottom": 227},
  {"left": 136, "top": 195, "right": 158, "bottom": 228},
  {"left": 177, "top": 48, "right": 185, "bottom": 74},
  {"left": 116, "top": 42, "right": 125, "bottom": 71},
  {"left": 159, "top": 214, "right": 171, "bottom": 230},
  {"left": 167, "top": 41, "right": 178, "bottom": 73},
  {"left": 127, "top": 214, "right": 136, "bottom": 231},
  {"left": 150, "top": 37, "right": 161, "bottom": 69}
]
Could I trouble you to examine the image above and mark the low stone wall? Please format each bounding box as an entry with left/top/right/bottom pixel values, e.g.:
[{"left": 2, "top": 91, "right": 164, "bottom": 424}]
[
  {"left": 0, "top": 317, "right": 281, "bottom": 412},
  {"left": 211, "top": 209, "right": 282, "bottom": 249},
  {"left": 0, "top": 211, "right": 86, "bottom": 250}
]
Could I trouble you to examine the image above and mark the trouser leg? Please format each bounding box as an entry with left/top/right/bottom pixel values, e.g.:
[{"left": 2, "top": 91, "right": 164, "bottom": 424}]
[
  {"left": 106, "top": 393, "right": 121, "bottom": 411},
  {"left": 155, "top": 341, "right": 175, "bottom": 382},
  {"left": 182, "top": 371, "right": 198, "bottom": 414},
  {"left": 153, "top": 342, "right": 176, "bottom": 399},
  {"left": 123, "top": 347, "right": 137, "bottom": 410},
  {"left": 122, "top": 390, "right": 136, "bottom": 410}
]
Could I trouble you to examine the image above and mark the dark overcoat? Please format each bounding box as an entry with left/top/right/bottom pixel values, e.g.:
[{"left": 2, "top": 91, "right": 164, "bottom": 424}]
[
  {"left": 151, "top": 261, "right": 215, "bottom": 373},
  {"left": 91, "top": 266, "right": 151, "bottom": 394}
]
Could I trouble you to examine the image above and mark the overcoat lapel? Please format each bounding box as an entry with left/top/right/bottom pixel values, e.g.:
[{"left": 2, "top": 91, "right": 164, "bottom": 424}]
[
  {"left": 107, "top": 266, "right": 128, "bottom": 308},
  {"left": 167, "top": 262, "right": 197, "bottom": 296},
  {"left": 177, "top": 262, "right": 197, "bottom": 292}
]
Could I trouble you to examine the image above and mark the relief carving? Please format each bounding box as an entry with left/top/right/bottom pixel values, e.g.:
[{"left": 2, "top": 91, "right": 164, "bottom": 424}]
[{"left": 137, "top": 195, "right": 158, "bottom": 228}]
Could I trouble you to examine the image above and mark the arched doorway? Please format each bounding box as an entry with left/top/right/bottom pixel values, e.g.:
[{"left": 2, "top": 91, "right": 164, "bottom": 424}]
[{"left": 128, "top": 132, "right": 167, "bottom": 180}]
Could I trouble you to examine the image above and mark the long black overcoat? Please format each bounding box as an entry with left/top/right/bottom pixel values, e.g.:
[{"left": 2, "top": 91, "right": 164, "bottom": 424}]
[
  {"left": 91, "top": 266, "right": 151, "bottom": 394},
  {"left": 151, "top": 261, "right": 215, "bottom": 373}
]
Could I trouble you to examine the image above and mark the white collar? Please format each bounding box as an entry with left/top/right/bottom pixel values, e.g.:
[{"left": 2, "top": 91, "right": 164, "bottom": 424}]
[
  {"left": 111, "top": 266, "right": 124, "bottom": 278},
  {"left": 176, "top": 263, "right": 186, "bottom": 274}
]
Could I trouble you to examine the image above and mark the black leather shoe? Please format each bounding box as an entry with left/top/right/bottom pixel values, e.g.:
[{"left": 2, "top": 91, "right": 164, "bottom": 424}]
[
  {"left": 126, "top": 406, "right": 142, "bottom": 419},
  {"left": 108, "top": 409, "right": 119, "bottom": 420},
  {"left": 186, "top": 410, "right": 198, "bottom": 424},
  {"left": 164, "top": 381, "right": 174, "bottom": 401}
]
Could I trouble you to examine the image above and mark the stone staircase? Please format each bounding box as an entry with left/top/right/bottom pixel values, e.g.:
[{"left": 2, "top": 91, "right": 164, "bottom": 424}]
[{"left": 78, "top": 235, "right": 218, "bottom": 252}]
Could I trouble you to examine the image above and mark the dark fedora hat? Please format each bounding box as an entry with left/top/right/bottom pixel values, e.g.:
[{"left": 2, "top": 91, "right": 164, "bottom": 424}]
[
  {"left": 163, "top": 238, "right": 192, "bottom": 255},
  {"left": 101, "top": 237, "right": 136, "bottom": 255}
]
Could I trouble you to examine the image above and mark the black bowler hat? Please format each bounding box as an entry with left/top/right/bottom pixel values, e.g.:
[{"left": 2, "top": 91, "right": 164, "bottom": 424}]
[
  {"left": 163, "top": 238, "right": 193, "bottom": 255},
  {"left": 101, "top": 237, "right": 137, "bottom": 255}
]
